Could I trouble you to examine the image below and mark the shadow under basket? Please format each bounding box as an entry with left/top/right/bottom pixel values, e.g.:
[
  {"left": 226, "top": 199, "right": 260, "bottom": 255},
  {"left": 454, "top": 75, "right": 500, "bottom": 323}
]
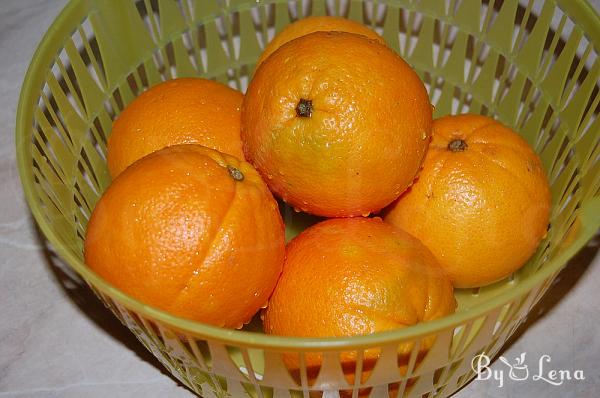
[{"left": 16, "top": 0, "right": 600, "bottom": 397}]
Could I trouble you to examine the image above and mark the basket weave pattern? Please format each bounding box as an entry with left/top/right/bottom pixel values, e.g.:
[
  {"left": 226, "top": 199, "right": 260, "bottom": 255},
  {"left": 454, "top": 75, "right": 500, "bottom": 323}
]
[{"left": 16, "top": 0, "right": 600, "bottom": 397}]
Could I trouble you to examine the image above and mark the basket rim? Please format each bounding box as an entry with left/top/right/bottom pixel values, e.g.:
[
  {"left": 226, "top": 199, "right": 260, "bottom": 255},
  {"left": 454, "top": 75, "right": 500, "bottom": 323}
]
[{"left": 15, "top": 0, "right": 600, "bottom": 350}]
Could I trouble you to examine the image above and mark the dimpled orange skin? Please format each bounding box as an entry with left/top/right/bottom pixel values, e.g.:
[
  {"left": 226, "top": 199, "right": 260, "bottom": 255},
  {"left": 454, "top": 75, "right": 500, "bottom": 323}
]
[
  {"left": 256, "top": 16, "right": 386, "bottom": 68},
  {"left": 384, "top": 114, "right": 552, "bottom": 288},
  {"left": 107, "top": 78, "right": 244, "bottom": 178},
  {"left": 263, "top": 217, "right": 455, "bottom": 377},
  {"left": 85, "top": 145, "right": 285, "bottom": 328},
  {"left": 242, "top": 31, "right": 432, "bottom": 217}
]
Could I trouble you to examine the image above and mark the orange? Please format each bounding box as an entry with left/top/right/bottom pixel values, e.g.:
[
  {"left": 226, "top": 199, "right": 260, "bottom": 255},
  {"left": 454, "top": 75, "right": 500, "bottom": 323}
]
[
  {"left": 256, "top": 16, "right": 386, "bottom": 67},
  {"left": 107, "top": 78, "right": 244, "bottom": 178},
  {"left": 242, "top": 31, "right": 432, "bottom": 217},
  {"left": 264, "top": 217, "right": 455, "bottom": 381},
  {"left": 85, "top": 144, "right": 285, "bottom": 328},
  {"left": 384, "top": 114, "right": 551, "bottom": 288}
]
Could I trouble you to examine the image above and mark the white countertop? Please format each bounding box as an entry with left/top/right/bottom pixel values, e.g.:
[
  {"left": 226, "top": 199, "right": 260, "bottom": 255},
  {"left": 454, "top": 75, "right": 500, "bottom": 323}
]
[{"left": 1, "top": 1, "right": 599, "bottom": 397}]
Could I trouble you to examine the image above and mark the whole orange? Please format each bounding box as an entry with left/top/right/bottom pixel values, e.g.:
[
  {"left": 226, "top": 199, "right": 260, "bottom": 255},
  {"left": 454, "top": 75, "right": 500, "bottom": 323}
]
[
  {"left": 107, "top": 78, "right": 244, "bottom": 178},
  {"left": 242, "top": 31, "right": 432, "bottom": 217},
  {"left": 256, "top": 16, "right": 386, "bottom": 67},
  {"left": 264, "top": 217, "right": 455, "bottom": 379},
  {"left": 85, "top": 145, "right": 285, "bottom": 328},
  {"left": 384, "top": 114, "right": 551, "bottom": 288}
]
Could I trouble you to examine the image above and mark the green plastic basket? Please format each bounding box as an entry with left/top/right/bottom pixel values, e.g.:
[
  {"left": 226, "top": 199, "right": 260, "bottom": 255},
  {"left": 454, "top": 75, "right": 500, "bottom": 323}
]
[{"left": 16, "top": 0, "right": 600, "bottom": 397}]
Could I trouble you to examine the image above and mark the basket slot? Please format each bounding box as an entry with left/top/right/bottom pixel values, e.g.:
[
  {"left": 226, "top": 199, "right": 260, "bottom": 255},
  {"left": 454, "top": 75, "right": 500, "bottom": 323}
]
[
  {"left": 391, "top": 341, "right": 422, "bottom": 398},
  {"left": 559, "top": 44, "right": 595, "bottom": 119},
  {"left": 311, "top": 351, "right": 352, "bottom": 389},
  {"left": 434, "top": 19, "right": 459, "bottom": 70},
  {"left": 350, "top": 349, "right": 365, "bottom": 397},
  {"left": 186, "top": 337, "right": 213, "bottom": 371},
  {"left": 73, "top": 20, "right": 108, "bottom": 91},
  {"left": 150, "top": 46, "right": 174, "bottom": 81},
  {"left": 546, "top": 213, "right": 581, "bottom": 264},
  {"left": 564, "top": 58, "right": 599, "bottom": 138},
  {"left": 470, "top": 48, "right": 498, "bottom": 105},
  {"left": 140, "top": 0, "right": 162, "bottom": 42},
  {"left": 540, "top": 18, "right": 577, "bottom": 104},
  {"left": 409, "top": 329, "right": 452, "bottom": 375},
  {"left": 150, "top": 325, "right": 220, "bottom": 395},
  {"left": 33, "top": 106, "right": 73, "bottom": 180},
  {"left": 404, "top": 6, "right": 425, "bottom": 59},
  {"left": 223, "top": 7, "right": 262, "bottom": 88},
  {"left": 209, "top": 341, "right": 250, "bottom": 381},
  {"left": 77, "top": 136, "right": 106, "bottom": 191},
  {"left": 249, "top": 3, "right": 272, "bottom": 50},
  {"left": 486, "top": 0, "right": 520, "bottom": 54},
  {"left": 135, "top": 57, "right": 160, "bottom": 88},
  {"left": 292, "top": 0, "right": 316, "bottom": 19},
  {"left": 405, "top": 366, "right": 441, "bottom": 397},
  {"left": 32, "top": 169, "right": 77, "bottom": 248},
  {"left": 115, "top": 79, "right": 138, "bottom": 110},
  {"left": 72, "top": 177, "right": 93, "bottom": 222},
  {"left": 299, "top": 351, "right": 313, "bottom": 390},
  {"left": 365, "top": 0, "right": 389, "bottom": 29},
  {"left": 433, "top": 356, "right": 479, "bottom": 397},
  {"left": 514, "top": 78, "right": 538, "bottom": 135},
  {"left": 509, "top": 0, "right": 538, "bottom": 56},
  {"left": 553, "top": 160, "right": 580, "bottom": 213},
  {"left": 515, "top": 0, "right": 552, "bottom": 78},
  {"left": 63, "top": 38, "right": 105, "bottom": 115},
  {"left": 381, "top": 3, "right": 401, "bottom": 53},
  {"left": 576, "top": 89, "right": 600, "bottom": 150},
  {"left": 274, "top": 1, "right": 294, "bottom": 35},
  {"left": 497, "top": 67, "right": 527, "bottom": 125},
  {"left": 44, "top": 74, "right": 85, "bottom": 155},
  {"left": 204, "top": 18, "right": 236, "bottom": 82},
  {"left": 537, "top": 113, "right": 562, "bottom": 166},
  {"left": 261, "top": 350, "right": 303, "bottom": 389},
  {"left": 458, "top": 310, "right": 502, "bottom": 358},
  {"left": 54, "top": 52, "right": 86, "bottom": 121},
  {"left": 166, "top": 38, "right": 198, "bottom": 77},
  {"left": 488, "top": 299, "right": 528, "bottom": 345},
  {"left": 408, "top": 13, "right": 435, "bottom": 68},
  {"left": 453, "top": 0, "right": 483, "bottom": 35}
]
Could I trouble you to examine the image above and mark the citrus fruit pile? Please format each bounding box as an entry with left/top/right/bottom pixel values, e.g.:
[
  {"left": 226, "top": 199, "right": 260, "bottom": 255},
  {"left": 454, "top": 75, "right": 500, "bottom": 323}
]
[{"left": 84, "top": 16, "right": 551, "bottom": 340}]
